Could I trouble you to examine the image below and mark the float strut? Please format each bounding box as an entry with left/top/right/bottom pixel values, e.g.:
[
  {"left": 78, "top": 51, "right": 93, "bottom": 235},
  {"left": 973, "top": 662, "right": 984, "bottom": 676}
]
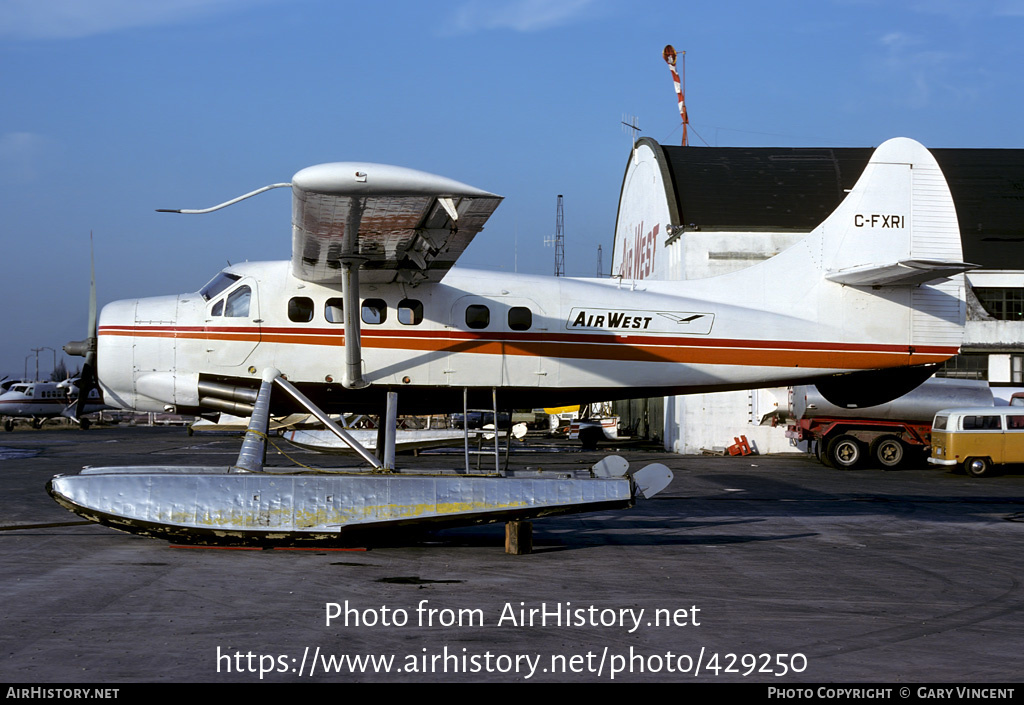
[
  {"left": 272, "top": 375, "right": 383, "bottom": 470},
  {"left": 232, "top": 370, "right": 276, "bottom": 473}
]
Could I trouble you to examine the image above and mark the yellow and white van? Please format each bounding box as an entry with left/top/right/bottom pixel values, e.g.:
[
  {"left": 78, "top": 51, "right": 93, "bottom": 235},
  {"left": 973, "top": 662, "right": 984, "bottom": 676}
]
[{"left": 929, "top": 408, "right": 1024, "bottom": 477}]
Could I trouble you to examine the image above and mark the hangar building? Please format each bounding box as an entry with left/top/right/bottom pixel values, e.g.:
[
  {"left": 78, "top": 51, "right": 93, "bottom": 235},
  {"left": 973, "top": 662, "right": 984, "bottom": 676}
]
[{"left": 611, "top": 138, "right": 1024, "bottom": 453}]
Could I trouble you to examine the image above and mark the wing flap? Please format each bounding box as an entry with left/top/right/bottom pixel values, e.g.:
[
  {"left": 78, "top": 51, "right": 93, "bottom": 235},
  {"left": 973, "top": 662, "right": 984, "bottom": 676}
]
[{"left": 290, "top": 163, "right": 502, "bottom": 284}]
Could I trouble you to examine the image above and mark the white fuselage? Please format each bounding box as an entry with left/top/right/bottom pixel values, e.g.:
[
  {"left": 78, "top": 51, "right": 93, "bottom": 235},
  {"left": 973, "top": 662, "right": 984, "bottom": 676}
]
[{"left": 94, "top": 259, "right": 957, "bottom": 415}]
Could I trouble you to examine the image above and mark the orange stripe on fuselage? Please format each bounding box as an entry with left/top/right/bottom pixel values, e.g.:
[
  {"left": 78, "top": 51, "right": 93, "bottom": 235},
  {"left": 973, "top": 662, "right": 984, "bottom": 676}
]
[{"left": 97, "top": 325, "right": 955, "bottom": 369}]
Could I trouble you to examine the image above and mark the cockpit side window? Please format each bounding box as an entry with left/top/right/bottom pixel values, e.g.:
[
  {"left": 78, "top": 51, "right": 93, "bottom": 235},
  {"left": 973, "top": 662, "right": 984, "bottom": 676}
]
[
  {"left": 199, "top": 272, "right": 241, "bottom": 301},
  {"left": 224, "top": 285, "right": 251, "bottom": 318},
  {"left": 211, "top": 300, "right": 224, "bottom": 317}
]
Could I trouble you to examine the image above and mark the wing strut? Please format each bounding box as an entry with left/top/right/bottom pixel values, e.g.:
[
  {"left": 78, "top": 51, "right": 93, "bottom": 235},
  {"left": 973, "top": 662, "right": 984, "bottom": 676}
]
[{"left": 340, "top": 258, "right": 367, "bottom": 390}]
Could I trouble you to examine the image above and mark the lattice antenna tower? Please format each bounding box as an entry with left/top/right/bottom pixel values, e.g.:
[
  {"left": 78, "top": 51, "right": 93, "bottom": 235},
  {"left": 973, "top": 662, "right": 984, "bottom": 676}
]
[
  {"left": 663, "top": 45, "right": 689, "bottom": 146},
  {"left": 542, "top": 195, "right": 566, "bottom": 276},
  {"left": 553, "top": 195, "right": 565, "bottom": 276}
]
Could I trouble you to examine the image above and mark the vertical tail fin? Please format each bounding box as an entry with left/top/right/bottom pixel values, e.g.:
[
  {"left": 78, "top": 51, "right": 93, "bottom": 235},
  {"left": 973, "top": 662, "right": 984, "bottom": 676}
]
[
  {"left": 813, "top": 137, "right": 972, "bottom": 353},
  {"left": 819, "top": 137, "right": 972, "bottom": 285}
]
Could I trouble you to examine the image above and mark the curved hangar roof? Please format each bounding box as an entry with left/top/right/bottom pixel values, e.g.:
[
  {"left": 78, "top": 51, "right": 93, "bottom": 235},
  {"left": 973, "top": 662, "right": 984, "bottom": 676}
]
[{"left": 621, "top": 137, "right": 1024, "bottom": 270}]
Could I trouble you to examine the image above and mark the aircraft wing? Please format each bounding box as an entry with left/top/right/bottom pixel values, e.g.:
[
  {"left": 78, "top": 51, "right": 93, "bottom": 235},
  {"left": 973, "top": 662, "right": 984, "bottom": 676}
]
[{"left": 290, "top": 163, "right": 503, "bottom": 285}]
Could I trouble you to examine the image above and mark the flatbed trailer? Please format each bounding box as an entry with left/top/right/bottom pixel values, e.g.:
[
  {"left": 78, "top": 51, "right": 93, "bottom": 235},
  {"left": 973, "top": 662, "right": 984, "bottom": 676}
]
[
  {"left": 787, "top": 417, "right": 932, "bottom": 469},
  {"left": 784, "top": 377, "right": 993, "bottom": 470}
]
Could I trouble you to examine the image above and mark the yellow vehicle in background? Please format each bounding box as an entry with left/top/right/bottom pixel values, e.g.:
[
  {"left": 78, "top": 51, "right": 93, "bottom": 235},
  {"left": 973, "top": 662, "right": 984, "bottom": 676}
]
[{"left": 929, "top": 408, "right": 1024, "bottom": 477}]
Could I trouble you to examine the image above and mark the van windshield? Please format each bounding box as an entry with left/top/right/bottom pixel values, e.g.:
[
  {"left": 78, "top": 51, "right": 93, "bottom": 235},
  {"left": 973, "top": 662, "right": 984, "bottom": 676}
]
[{"left": 933, "top": 415, "right": 947, "bottom": 431}]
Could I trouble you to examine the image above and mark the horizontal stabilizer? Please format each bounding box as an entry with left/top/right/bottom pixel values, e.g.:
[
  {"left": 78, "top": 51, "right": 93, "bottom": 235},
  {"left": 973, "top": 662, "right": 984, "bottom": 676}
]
[{"left": 825, "top": 259, "right": 979, "bottom": 287}]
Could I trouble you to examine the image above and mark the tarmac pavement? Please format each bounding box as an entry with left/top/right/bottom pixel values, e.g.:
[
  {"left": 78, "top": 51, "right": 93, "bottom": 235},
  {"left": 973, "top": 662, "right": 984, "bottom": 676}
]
[{"left": 1, "top": 426, "right": 1022, "bottom": 683}]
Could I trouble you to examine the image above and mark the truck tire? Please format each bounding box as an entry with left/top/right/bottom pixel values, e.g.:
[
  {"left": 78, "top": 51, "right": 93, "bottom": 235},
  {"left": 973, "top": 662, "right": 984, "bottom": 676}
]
[
  {"left": 815, "top": 439, "right": 835, "bottom": 468},
  {"left": 827, "top": 435, "right": 864, "bottom": 469},
  {"left": 964, "top": 457, "right": 994, "bottom": 478},
  {"left": 870, "top": 435, "right": 905, "bottom": 470}
]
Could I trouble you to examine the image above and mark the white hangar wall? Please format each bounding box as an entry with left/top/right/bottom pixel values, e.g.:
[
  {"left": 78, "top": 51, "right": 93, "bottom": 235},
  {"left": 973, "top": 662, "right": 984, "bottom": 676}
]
[{"left": 611, "top": 139, "right": 803, "bottom": 454}]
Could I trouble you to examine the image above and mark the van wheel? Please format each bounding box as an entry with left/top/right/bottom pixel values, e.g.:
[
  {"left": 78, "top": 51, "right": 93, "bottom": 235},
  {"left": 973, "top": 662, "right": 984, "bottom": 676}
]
[
  {"left": 828, "top": 435, "right": 864, "bottom": 469},
  {"left": 870, "top": 436, "right": 905, "bottom": 470},
  {"left": 964, "top": 457, "right": 993, "bottom": 478}
]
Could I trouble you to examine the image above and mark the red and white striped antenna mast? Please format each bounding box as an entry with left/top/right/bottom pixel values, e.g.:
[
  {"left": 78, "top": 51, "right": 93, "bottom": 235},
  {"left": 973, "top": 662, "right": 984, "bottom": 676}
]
[{"left": 663, "top": 45, "right": 689, "bottom": 146}]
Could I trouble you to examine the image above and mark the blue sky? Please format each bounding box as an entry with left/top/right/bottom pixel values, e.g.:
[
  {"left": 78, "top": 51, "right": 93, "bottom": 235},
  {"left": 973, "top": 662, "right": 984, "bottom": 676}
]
[{"left": 1, "top": 0, "right": 1022, "bottom": 378}]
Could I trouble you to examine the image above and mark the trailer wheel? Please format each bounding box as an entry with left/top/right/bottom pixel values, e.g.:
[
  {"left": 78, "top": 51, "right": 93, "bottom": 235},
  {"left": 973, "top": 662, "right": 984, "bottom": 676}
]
[
  {"left": 815, "top": 439, "right": 834, "bottom": 468},
  {"left": 964, "top": 456, "right": 994, "bottom": 478},
  {"left": 3, "top": 419, "right": 13, "bottom": 432},
  {"left": 828, "top": 435, "right": 864, "bottom": 469},
  {"left": 870, "top": 436, "right": 905, "bottom": 470}
]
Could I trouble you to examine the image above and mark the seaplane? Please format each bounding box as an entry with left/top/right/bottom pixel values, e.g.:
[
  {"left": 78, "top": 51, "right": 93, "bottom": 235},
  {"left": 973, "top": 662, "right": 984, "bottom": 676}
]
[{"left": 48, "top": 137, "right": 973, "bottom": 546}]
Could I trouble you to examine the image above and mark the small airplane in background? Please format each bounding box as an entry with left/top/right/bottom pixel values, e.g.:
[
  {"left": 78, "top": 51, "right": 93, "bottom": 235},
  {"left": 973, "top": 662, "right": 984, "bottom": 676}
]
[
  {"left": 49, "top": 137, "right": 976, "bottom": 545},
  {"left": 0, "top": 378, "right": 105, "bottom": 431}
]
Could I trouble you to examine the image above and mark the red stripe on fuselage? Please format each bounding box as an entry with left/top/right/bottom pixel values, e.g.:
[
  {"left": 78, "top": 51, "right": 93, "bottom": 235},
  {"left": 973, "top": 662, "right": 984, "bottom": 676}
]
[{"left": 98, "top": 324, "right": 957, "bottom": 369}]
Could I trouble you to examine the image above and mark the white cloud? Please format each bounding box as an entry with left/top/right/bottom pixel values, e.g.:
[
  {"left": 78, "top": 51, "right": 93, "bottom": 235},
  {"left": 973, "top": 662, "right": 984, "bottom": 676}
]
[
  {"left": 0, "top": 0, "right": 263, "bottom": 40},
  {"left": 448, "top": 0, "right": 597, "bottom": 34},
  {"left": 0, "top": 131, "right": 49, "bottom": 183},
  {"left": 874, "top": 31, "right": 963, "bottom": 109}
]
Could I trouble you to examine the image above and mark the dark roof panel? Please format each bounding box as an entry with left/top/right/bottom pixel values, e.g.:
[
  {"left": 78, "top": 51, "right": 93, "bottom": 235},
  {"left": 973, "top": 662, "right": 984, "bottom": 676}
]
[{"left": 653, "top": 140, "right": 1024, "bottom": 269}]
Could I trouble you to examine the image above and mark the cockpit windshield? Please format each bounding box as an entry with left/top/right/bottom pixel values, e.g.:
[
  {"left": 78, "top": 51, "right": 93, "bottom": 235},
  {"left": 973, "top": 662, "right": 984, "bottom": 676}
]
[{"left": 199, "top": 272, "right": 241, "bottom": 301}]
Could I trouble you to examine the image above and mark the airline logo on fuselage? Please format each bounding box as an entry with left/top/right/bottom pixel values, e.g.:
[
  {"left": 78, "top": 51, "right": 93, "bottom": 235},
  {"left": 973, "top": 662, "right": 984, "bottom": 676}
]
[
  {"left": 567, "top": 308, "right": 714, "bottom": 335},
  {"left": 854, "top": 214, "right": 905, "bottom": 228}
]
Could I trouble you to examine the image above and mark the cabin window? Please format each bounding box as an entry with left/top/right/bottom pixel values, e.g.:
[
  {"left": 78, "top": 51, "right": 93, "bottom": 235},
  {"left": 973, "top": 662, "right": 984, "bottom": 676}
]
[
  {"left": 398, "top": 299, "right": 423, "bottom": 326},
  {"left": 211, "top": 299, "right": 224, "bottom": 317},
  {"left": 1008, "top": 415, "right": 1024, "bottom": 430},
  {"left": 466, "top": 304, "right": 489, "bottom": 329},
  {"left": 325, "top": 298, "right": 344, "bottom": 323},
  {"left": 199, "top": 272, "right": 241, "bottom": 301},
  {"left": 362, "top": 299, "right": 387, "bottom": 325},
  {"left": 288, "top": 297, "right": 314, "bottom": 323},
  {"left": 962, "top": 415, "right": 1001, "bottom": 430},
  {"left": 224, "top": 285, "right": 251, "bottom": 318},
  {"left": 508, "top": 306, "right": 532, "bottom": 331}
]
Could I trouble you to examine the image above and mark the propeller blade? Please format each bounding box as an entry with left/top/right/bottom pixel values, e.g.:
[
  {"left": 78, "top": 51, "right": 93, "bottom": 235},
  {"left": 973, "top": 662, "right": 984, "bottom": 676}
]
[{"left": 87, "top": 231, "right": 97, "bottom": 348}]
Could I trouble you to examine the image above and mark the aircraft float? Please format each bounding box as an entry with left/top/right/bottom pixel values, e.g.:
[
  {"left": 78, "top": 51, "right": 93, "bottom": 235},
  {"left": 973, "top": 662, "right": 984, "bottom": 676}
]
[{"left": 48, "top": 137, "right": 973, "bottom": 545}]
